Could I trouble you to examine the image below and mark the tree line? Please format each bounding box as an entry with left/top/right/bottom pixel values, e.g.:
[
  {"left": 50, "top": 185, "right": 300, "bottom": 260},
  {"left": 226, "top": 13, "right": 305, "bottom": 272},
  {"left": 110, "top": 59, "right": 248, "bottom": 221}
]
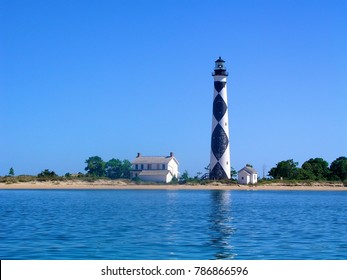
[
  {"left": 83, "top": 156, "right": 131, "bottom": 179},
  {"left": 41, "top": 156, "right": 132, "bottom": 179},
  {"left": 268, "top": 156, "right": 347, "bottom": 182},
  {"left": 3, "top": 155, "right": 347, "bottom": 184},
  {"left": 3, "top": 156, "right": 132, "bottom": 181}
]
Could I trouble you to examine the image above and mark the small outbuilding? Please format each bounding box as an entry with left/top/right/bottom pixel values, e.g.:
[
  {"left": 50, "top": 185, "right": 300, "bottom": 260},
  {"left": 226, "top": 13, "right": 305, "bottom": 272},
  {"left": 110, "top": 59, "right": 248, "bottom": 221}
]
[
  {"left": 130, "top": 152, "right": 179, "bottom": 183},
  {"left": 238, "top": 165, "right": 258, "bottom": 185}
]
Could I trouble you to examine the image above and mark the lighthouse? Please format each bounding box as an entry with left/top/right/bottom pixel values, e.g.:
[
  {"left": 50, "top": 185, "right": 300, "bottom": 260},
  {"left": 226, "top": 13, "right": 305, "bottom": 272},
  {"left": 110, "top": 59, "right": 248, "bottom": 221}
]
[{"left": 210, "top": 57, "right": 231, "bottom": 179}]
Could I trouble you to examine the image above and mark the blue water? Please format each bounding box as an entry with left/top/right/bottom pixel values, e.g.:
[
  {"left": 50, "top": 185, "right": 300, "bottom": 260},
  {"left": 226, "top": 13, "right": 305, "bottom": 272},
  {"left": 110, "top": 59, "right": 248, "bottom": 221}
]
[{"left": 0, "top": 190, "right": 346, "bottom": 259}]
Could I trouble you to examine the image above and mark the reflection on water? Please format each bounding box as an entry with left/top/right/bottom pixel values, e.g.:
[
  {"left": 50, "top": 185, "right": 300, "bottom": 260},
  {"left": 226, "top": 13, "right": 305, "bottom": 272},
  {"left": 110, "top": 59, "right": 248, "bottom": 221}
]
[
  {"left": 208, "top": 191, "right": 236, "bottom": 259},
  {"left": 163, "top": 191, "right": 179, "bottom": 258},
  {"left": 1, "top": 190, "right": 346, "bottom": 259},
  {"left": 162, "top": 190, "right": 236, "bottom": 259}
]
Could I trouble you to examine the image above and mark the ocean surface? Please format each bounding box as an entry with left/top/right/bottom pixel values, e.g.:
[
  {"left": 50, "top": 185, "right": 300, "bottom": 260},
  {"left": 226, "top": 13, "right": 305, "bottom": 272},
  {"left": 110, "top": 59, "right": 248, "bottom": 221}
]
[{"left": 0, "top": 189, "right": 346, "bottom": 260}]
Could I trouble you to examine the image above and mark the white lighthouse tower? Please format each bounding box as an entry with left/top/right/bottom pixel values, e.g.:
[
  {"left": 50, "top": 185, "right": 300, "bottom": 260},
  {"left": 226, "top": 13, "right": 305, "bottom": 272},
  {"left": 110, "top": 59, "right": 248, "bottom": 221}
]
[{"left": 210, "top": 57, "right": 231, "bottom": 179}]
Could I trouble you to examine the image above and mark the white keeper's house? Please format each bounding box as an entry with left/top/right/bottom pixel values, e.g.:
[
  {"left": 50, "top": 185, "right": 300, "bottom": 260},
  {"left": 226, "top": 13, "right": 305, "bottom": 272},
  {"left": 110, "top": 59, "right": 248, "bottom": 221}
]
[
  {"left": 130, "top": 152, "right": 179, "bottom": 183},
  {"left": 237, "top": 165, "right": 258, "bottom": 185}
]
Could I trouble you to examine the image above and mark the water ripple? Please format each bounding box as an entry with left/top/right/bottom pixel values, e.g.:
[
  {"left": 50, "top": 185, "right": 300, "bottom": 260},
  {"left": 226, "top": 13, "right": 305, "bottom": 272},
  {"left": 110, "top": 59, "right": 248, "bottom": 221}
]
[{"left": 0, "top": 189, "right": 346, "bottom": 259}]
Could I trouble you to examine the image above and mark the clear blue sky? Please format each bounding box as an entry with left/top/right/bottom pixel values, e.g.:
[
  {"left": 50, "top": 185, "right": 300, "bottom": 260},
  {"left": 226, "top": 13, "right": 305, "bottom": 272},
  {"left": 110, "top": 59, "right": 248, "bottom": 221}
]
[{"left": 1, "top": 0, "right": 346, "bottom": 177}]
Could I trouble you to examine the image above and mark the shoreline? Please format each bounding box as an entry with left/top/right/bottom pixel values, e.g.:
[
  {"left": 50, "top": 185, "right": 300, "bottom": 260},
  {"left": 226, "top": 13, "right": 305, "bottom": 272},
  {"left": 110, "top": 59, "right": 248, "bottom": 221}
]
[{"left": 0, "top": 180, "right": 346, "bottom": 191}]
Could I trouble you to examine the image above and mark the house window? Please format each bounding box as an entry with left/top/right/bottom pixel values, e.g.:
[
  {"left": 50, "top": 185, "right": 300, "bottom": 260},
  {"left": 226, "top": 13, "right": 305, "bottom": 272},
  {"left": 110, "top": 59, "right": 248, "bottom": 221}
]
[
  {"left": 148, "top": 164, "right": 152, "bottom": 170},
  {"left": 141, "top": 164, "right": 144, "bottom": 170},
  {"left": 135, "top": 164, "right": 138, "bottom": 170},
  {"left": 242, "top": 177, "right": 244, "bottom": 180},
  {"left": 157, "top": 164, "right": 160, "bottom": 170},
  {"left": 162, "top": 164, "right": 165, "bottom": 170}
]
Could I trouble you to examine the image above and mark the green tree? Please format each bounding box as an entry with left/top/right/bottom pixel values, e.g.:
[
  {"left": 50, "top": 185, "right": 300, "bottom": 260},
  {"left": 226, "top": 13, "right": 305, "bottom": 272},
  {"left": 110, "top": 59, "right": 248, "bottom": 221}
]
[
  {"left": 230, "top": 167, "right": 237, "bottom": 180},
  {"left": 105, "top": 158, "right": 132, "bottom": 179},
  {"left": 121, "top": 160, "right": 132, "bottom": 179},
  {"left": 181, "top": 170, "right": 190, "bottom": 181},
  {"left": 105, "top": 158, "right": 123, "bottom": 179},
  {"left": 9, "top": 167, "right": 14, "bottom": 176},
  {"left": 330, "top": 156, "right": 347, "bottom": 181},
  {"left": 38, "top": 169, "right": 58, "bottom": 178},
  {"left": 295, "top": 168, "right": 315, "bottom": 180},
  {"left": 85, "top": 156, "right": 106, "bottom": 177},
  {"left": 105, "top": 158, "right": 131, "bottom": 179},
  {"left": 268, "top": 159, "right": 299, "bottom": 179},
  {"left": 170, "top": 176, "right": 178, "bottom": 184},
  {"left": 302, "top": 158, "right": 330, "bottom": 180}
]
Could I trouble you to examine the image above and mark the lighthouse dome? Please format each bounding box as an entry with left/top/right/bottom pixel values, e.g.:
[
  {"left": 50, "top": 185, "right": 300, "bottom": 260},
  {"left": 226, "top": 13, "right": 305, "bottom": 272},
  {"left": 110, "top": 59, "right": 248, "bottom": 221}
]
[{"left": 213, "top": 57, "right": 228, "bottom": 76}]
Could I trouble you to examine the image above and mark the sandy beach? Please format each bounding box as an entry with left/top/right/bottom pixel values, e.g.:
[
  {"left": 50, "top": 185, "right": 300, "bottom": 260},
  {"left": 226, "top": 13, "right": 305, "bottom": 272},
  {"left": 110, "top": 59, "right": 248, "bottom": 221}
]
[{"left": 0, "top": 180, "right": 346, "bottom": 191}]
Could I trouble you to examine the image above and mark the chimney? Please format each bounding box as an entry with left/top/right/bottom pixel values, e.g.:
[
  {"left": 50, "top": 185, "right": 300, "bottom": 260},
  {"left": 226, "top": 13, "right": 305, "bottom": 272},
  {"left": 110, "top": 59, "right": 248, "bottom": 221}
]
[
  {"left": 137, "top": 152, "right": 141, "bottom": 158},
  {"left": 170, "top": 152, "right": 174, "bottom": 157}
]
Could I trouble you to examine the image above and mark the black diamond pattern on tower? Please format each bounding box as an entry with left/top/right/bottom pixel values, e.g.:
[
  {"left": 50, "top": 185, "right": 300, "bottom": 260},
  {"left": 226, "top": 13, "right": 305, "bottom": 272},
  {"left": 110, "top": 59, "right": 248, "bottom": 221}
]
[
  {"left": 213, "top": 94, "right": 227, "bottom": 121},
  {"left": 211, "top": 123, "right": 229, "bottom": 160},
  {"left": 214, "top": 81, "right": 226, "bottom": 92},
  {"left": 210, "top": 162, "right": 228, "bottom": 179}
]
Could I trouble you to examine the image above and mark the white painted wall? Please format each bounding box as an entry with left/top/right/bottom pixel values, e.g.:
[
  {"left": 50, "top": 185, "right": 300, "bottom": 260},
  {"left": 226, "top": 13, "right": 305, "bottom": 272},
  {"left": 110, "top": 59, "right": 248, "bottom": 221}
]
[
  {"left": 167, "top": 158, "right": 179, "bottom": 178},
  {"left": 131, "top": 157, "right": 179, "bottom": 183},
  {"left": 238, "top": 170, "right": 250, "bottom": 184},
  {"left": 138, "top": 172, "right": 173, "bottom": 183},
  {"left": 237, "top": 170, "right": 258, "bottom": 184},
  {"left": 251, "top": 174, "right": 258, "bottom": 184}
]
